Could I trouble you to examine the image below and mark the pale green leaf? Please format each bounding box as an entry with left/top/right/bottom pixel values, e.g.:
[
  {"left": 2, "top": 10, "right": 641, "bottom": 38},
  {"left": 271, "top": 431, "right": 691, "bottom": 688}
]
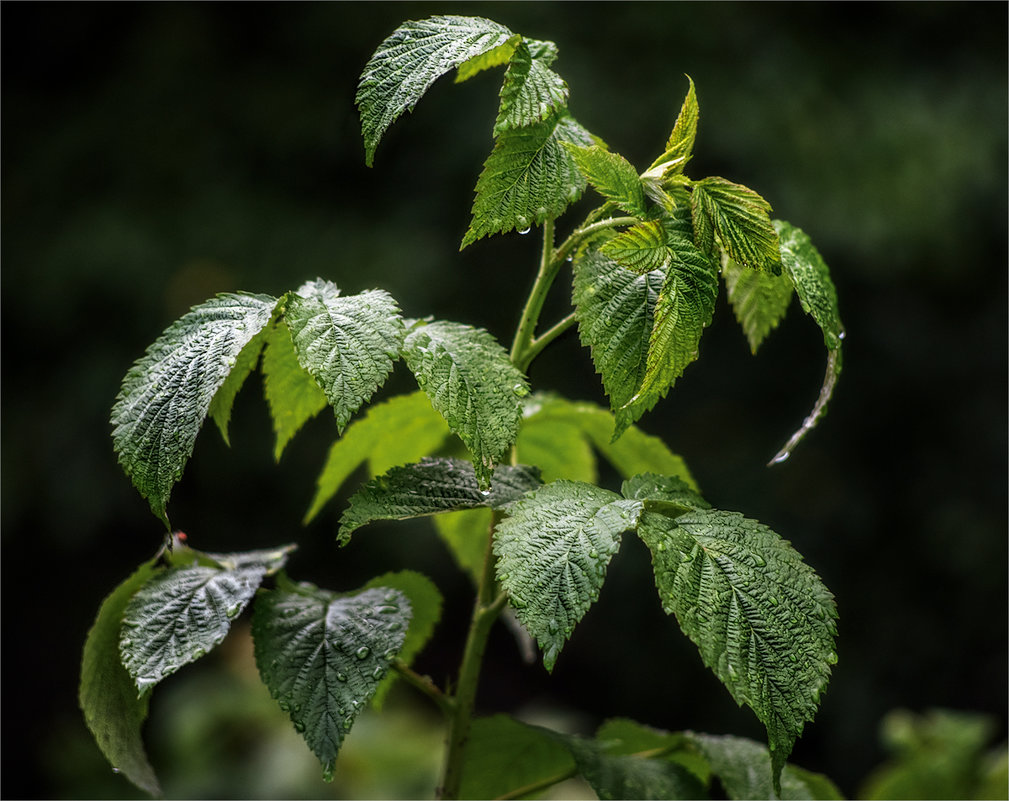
[
  {"left": 601, "top": 220, "right": 671, "bottom": 274},
  {"left": 691, "top": 177, "right": 782, "bottom": 273},
  {"left": 646, "top": 76, "right": 699, "bottom": 177},
  {"left": 402, "top": 320, "right": 527, "bottom": 487},
  {"left": 251, "top": 586, "right": 411, "bottom": 780},
  {"left": 516, "top": 417, "right": 597, "bottom": 484},
  {"left": 722, "top": 257, "right": 794, "bottom": 354},
  {"left": 111, "top": 292, "right": 277, "bottom": 524},
  {"left": 284, "top": 279, "right": 404, "bottom": 433},
  {"left": 305, "top": 391, "right": 451, "bottom": 523},
  {"left": 454, "top": 33, "right": 522, "bottom": 82},
  {"left": 357, "top": 15, "right": 516, "bottom": 166},
  {"left": 339, "top": 457, "right": 541, "bottom": 544},
  {"left": 432, "top": 508, "right": 494, "bottom": 583},
  {"left": 494, "top": 481, "right": 642, "bottom": 670},
  {"left": 208, "top": 325, "right": 269, "bottom": 446},
  {"left": 461, "top": 113, "right": 594, "bottom": 247},
  {"left": 562, "top": 735, "right": 706, "bottom": 800},
  {"left": 495, "top": 40, "right": 569, "bottom": 134},
  {"left": 637, "top": 509, "right": 837, "bottom": 791},
  {"left": 363, "top": 571, "right": 443, "bottom": 709},
  {"left": 565, "top": 143, "right": 649, "bottom": 216},
  {"left": 79, "top": 559, "right": 163, "bottom": 798},
  {"left": 201, "top": 544, "right": 296, "bottom": 573},
  {"left": 262, "top": 320, "right": 328, "bottom": 461},
  {"left": 595, "top": 718, "right": 711, "bottom": 785}
]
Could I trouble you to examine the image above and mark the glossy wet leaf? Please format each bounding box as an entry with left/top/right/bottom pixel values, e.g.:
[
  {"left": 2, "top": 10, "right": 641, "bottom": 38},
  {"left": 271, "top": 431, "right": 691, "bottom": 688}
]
[
  {"left": 252, "top": 586, "right": 411, "bottom": 780},
  {"left": 722, "top": 258, "right": 795, "bottom": 354},
  {"left": 691, "top": 177, "right": 781, "bottom": 274},
  {"left": 566, "top": 143, "right": 649, "bottom": 216},
  {"left": 495, "top": 39, "right": 569, "bottom": 134},
  {"left": 601, "top": 220, "right": 671, "bottom": 274},
  {"left": 110, "top": 292, "right": 277, "bottom": 524}
]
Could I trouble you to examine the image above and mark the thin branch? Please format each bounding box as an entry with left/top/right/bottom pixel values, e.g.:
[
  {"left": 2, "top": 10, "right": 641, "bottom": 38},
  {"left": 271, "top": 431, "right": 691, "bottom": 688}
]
[{"left": 392, "top": 660, "right": 455, "bottom": 718}]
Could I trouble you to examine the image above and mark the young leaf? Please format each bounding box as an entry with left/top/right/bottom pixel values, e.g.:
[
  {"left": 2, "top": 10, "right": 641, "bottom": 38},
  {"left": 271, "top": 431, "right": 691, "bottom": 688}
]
[
  {"left": 516, "top": 416, "right": 597, "bottom": 484},
  {"left": 601, "top": 220, "right": 671, "bottom": 274},
  {"left": 363, "top": 571, "right": 443, "bottom": 709},
  {"left": 494, "top": 481, "right": 643, "bottom": 670},
  {"left": 495, "top": 40, "right": 569, "bottom": 135},
  {"left": 401, "top": 320, "right": 527, "bottom": 487},
  {"left": 252, "top": 586, "right": 412, "bottom": 781},
  {"left": 111, "top": 292, "right": 277, "bottom": 524},
  {"left": 637, "top": 508, "right": 837, "bottom": 792},
  {"left": 261, "top": 320, "right": 328, "bottom": 461},
  {"left": 722, "top": 257, "right": 795, "bottom": 354},
  {"left": 461, "top": 113, "right": 594, "bottom": 247},
  {"left": 357, "top": 15, "right": 516, "bottom": 166},
  {"left": 691, "top": 177, "right": 782, "bottom": 273},
  {"left": 79, "top": 560, "right": 163, "bottom": 798},
  {"left": 595, "top": 718, "right": 711, "bottom": 785},
  {"left": 338, "top": 457, "right": 541, "bottom": 544},
  {"left": 432, "top": 507, "right": 494, "bottom": 583},
  {"left": 207, "top": 325, "right": 269, "bottom": 446},
  {"left": 119, "top": 557, "right": 276, "bottom": 694},
  {"left": 283, "top": 279, "right": 405, "bottom": 433},
  {"left": 565, "top": 143, "right": 649, "bottom": 217},
  {"left": 646, "top": 76, "right": 699, "bottom": 177},
  {"left": 305, "top": 391, "right": 451, "bottom": 523}
]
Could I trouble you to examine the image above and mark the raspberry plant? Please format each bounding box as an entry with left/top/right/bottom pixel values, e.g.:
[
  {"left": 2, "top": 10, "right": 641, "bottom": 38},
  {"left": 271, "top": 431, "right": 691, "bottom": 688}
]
[{"left": 80, "top": 15, "right": 846, "bottom": 800}]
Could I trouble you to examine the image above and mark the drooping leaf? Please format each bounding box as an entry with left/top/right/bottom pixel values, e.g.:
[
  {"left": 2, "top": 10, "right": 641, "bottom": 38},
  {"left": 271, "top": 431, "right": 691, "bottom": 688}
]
[
  {"left": 251, "top": 586, "right": 411, "bottom": 781},
  {"left": 261, "top": 320, "right": 328, "bottom": 461},
  {"left": 459, "top": 715, "right": 575, "bottom": 800},
  {"left": 722, "top": 257, "right": 795, "bottom": 354},
  {"left": 339, "top": 457, "right": 541, "bottom": 544},
  {"left": 565, "top": 143, "right": 649, "bottom": 217},
  {"left": 305, "top": 391, "right": 451, "bottom": 523},
  {"left": 79, "top": 559, "right": 163, "bottom": 798},
  {"left": 562, "top": 735, "right": 706, "bottom": 800},
  {"left": 646, "top": 76, "right": 699, "bottom": 177},
  {"left": 691, "top": 177, "right": 782, "bottom": 273},
  {"left": 432, "top": 507, "right": 494, "bottom": 583},
  {"left": 357, "top": 15, "right": 516, "bottom": 166},
  {"left": 401, "top": 320, "right": 527, "bottom": 487},
  {"left": 495, "top": 40, "right": 569, "bottom": 134},
  {"left": 461, "top": 113, "right": 594, "bottom": 247},
  {"left": 595, "top": 718, "right": 711, "bottom": 785},
  {"left": 119, "top": 556, "right": 277, "bottom": 694},
  {"left": 516, "top": 416, "right": 597, "bottom": 484},
  {"left": 208, "top": 325, "right": 269, "bottom": 446},
  {"left": 637, "top": 508, "right": 837, "bottom": 792},
  {"left": 363, "top": 571, "right": 443, "bottom": 709},
  {"left": 111, "top": 292, "right": 277, "bottom": 524},
  {"left": 601, "top": 220, "right": 671, "bottom": 274},
  {"left": 284, "top": 280, "right": 404, "bottom": 434},
  {"left": 494, "top": 481, "right": 642, "bottom": 670},
  {"left": 454, "top": 33, "right": 522, "bottom": 82}
]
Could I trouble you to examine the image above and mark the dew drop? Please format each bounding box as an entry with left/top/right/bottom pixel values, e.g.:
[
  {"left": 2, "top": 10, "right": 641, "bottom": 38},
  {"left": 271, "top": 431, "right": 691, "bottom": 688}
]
[
  {"left": 355, "top": 646, "right": 370, "bottom": 660},
  {"left": 293, "top": 719, "right": 306, "bottom": 733},
  {"left": 656, "top": 542, "right": 666, "bottom": 552},
  {"left": 336, "top": 671, "right": 348, "bottom": 682},
  {"left": 838, "top": 330, "right": 847, "bottom": 341},
  {"left": 226, "top": 604, "right": 242, "bottom": 619},
  {"left": 480, "top": 489, "right": 491, "bottom": 497},
  {"left": 383, "top": 649, "right": 397, "bottom": 661},
  {"left": 322, "top": 766, "right": 335, "bottom": 783},
  {"left": 377, "top": 604, "right": 399, "bottom": 615},
  {"left": 112, "top": 767, "right": 121, "bottom": 774},
  {"left": 338, "top": 707, "right": 347, "bottom": 716},
  {"left": 512, "top": 383, "right": 529, "bottom": 397},
  {"left": 192, "top": 647, "right": 206, "bottom": 660},
  {"left": 279, "top": 700, "right": 290, "bottom": 712},
  {"left": 566, "top": 255, "right": 574, "bottom": 262},
  {"left": 372, "top": 666, "right": 385, "bottom": 680},
  {"left": 751, "top": 554, "right": 766, "bottom": 568},
  {"left": 588, "top": 549, "right": 598, "bottom": 559},
  {"left": 518, "top": 227, "right": 531, "bottom": 235},
  {"left": 516, "top": 216, "right": 530, "bottom": 233},
  {"left": 827, "top": 650, "right": 838, "bottom": 665},
  {"left": 768, "top": 596, "right": 779, "bottom": 606}
]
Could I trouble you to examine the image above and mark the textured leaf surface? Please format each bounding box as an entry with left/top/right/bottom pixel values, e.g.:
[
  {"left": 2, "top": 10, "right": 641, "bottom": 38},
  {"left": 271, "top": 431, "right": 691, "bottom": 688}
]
[
  {"left": 79, "top": 560, "right": 162, "bottom": 797},
  {"left": 208, "top": 326, "right": 268, "bottom": 446},
  {"left": 402, "top": 320, "right": 527, "bottom": 487},
  {"left": 305, "top": 392, "right": 450, "bottom": 523},
  {"left": 111, "top": 292, "right": 277, "bottom": 523},
  {"left": 339, "top": 457, "right": 541, "bottom": 543},
  {"left": 252, "top": 587, "right": 411, "bottom": 780},
  {"left": 120, "top": 559, "right": 273, "bottom": 694},
  {"left": 262, "top": 321, "right": 328, "bottom": 461},
  {"left": 722, "top": 257, "right": 794, "bottom": 354},
  {"left": 494, "top": 481, "right": 642, "bottom": 670},
  {"left": 454, "top": 33, "right": 521, "bottom": 82},
  {"left": 357, "top": 15, "right": 515, "bottom": 165},
  {"left": 648, "top": 76, "right": 698, "bottom": 176},
  {"left": 563, "top": 735, "right": 706, "bottom": 800},
  {"left": 495, "top": 40, "right": 569, "bottom": 134},
  {"left": 620, "top": 472, "right": 709, "bottom": 512},
  {"left": 601, "top": 220, "right": 671, "bottom": 274},
  {"left": 284, "top": 280, "right": 404, "bottom": 433},
  {"left": 691, "top": 177, "right": 781, "bottom": 273},
  {"left": 775, "top": 220, "right": 844, "bottom": 350},
  {"left": 462, "top": 114, "right": 594, "bottom": 247},
  {"left": 637, "top": 509, "right": 837, "bottom": 789},
  {"left": 566, "top": 144, "right": 649, "bottom": 216}
]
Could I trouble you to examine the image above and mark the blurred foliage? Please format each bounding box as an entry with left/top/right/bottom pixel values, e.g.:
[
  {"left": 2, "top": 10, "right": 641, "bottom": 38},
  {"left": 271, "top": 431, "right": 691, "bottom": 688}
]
[{"left": 2, "top": 3, "right": 1006, "bottom": 799}]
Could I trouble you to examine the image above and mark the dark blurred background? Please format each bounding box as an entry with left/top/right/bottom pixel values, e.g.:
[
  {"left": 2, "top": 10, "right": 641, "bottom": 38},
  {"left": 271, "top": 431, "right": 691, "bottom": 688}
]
[{"left": 2, "top": 3, "right": 1006, "bottom": 799}]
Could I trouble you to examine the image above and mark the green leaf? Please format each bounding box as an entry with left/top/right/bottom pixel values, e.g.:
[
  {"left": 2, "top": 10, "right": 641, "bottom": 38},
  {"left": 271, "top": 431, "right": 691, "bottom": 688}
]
[
  {"left": 459, "top": 715, "right": 575, "bottom": 800},
  {"left": 432, "top": 508, "right": 494, "bottom": 583},
  {"left": 691, "top": 177, "right": 782, "bottom": 273},
  {"left": 494, "top": 480, "right": 642, "bottom": 670},
  {"left": 516, "top": 417, "right": 597, "bottom": 484},
  {"left": 637, "top": 508, "right": 837, "bottom": 792},
  {"left": 461, "top": 113, "right": 594, "bottom": 247},
  {"left": 339, "top": 457, "right": 542, "bottom": 544},
  {"left": 596, "top": 718, "right": 711, "bottom": 786},
  {"left": 261, "top": 320, "right": 328, "bottom": 461},
  {"left": 119, "top": 555, "right": 277, "bottom": 694},
  {"left": 357, "top": 15, "right": 516, "bottom": 166},
  {"left": 565, "top": 144, "right": 649, "bottom": 216},
  {"left": 208, "top": 325, "right": 269, "bottom": 446},
  {"left": 79, "top": 559, "right": 163, "bottom": 798},
  {"left": 252, "top": 586, "right": 412, "bottom": 781},
  {"left": 722, "top": 257, "right": 795, "bottom": 354},
  {"left": 620, "top": 472, "right": 709, "bottom": 515},
  {"left": 562, "top": 735, "right": 706, "bottom": 800},
  {"left": 402, "top": 320, "right": 527, "bottom": 487},
  {"left": 454, "top": 33, "right": 522, "bottom": 82},
  {"left": 495, "top": 40, "right": 569, "bottom": 135},
  {"left": 646, "top": 76, "right": 699, "bottom": 177},
  {"left": 284, "top": 279, "right": 404, "bottom": 434},
  {"left": 111, "top": 292, "right": 277, "bottom": 524},
  {"left": 601, "top": 220, "right": 671, "bottom": 274},
  {"left": 305, "top": 391, "right": 451, "bottom": 523},
  {"left": 201, "top": 543, "right": 296, "bottom": 573},
  {"left": 363, "top": 571, "right": 443, "bottom": 709}
]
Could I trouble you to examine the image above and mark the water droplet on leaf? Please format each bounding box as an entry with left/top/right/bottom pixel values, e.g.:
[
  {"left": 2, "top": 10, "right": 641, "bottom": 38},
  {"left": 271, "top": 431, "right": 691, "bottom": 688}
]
[
  {"left": 355, "top": 646, "right": 370, "bottom": 659},
  {"left": 336, "top": 671, "right": 348, "bottom": 682}
]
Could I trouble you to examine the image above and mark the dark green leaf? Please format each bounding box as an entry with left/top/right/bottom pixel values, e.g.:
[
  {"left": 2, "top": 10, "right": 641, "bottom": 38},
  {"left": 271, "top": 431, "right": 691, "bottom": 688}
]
[
  {"left": 566, "top": 144, "right": 649, "bottom": 216},
  {"left": 496, "top": 40, "right": 569, "bottom": 134},
  {"left": 691, "top": 177, "right": 782, "bottom": 273},
  {"left": 358, "top": 15, "right": 516, "bottom": 165},
  {"left": 596, "top": 718, "right": 711, "bottom": 785},
  {"left": 339, "top": 457, "right": 541, "bottom": 544},
  {"left": 722, "top": 257, "right": 795, "bottom": 354},
  {"left": 111, "top": 292, "right": 277, "bottom": 524},
  {"left": 252, "top": 586, "right": 411, "bottom": 781},
  {"left": 494, "top": 481, "right": 642, "bottom": 670},
  {"left": 79, "top": 560, "right": 163, "bottom": 798},
  {"left": 563, "top": 735, "right": 706, "bottom": 800},
  {"left": 620, "top": 472, "right": 709, "bottom": 513}
]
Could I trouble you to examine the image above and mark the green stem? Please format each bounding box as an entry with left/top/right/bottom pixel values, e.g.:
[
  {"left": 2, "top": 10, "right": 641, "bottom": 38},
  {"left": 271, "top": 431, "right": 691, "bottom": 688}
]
[
  {"left": 524, "top": 312, "right": 578, "bottom": 365},
  {"left": 392, "top": 660, "right": 456, "bottom": 718},
  {"left": 509, "top": 218, "right": 558, "bottom": 370}
]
